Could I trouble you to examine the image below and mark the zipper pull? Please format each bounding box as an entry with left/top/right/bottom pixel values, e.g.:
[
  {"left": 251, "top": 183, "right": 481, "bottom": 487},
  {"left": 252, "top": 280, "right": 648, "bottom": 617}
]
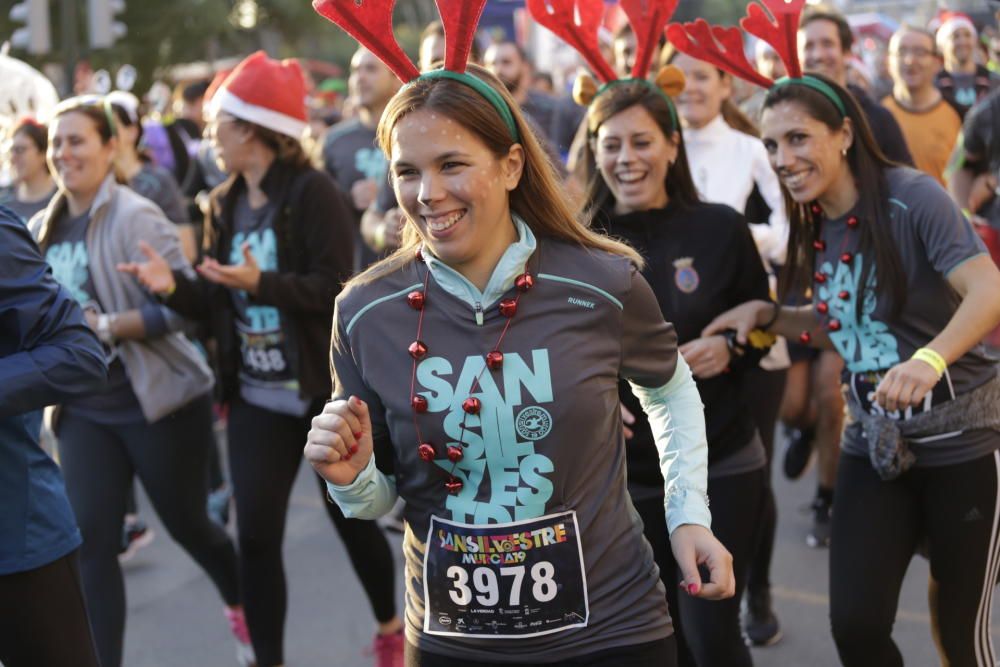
[{"left": 474, "top": 302, "right": 484, "bottom": 326}]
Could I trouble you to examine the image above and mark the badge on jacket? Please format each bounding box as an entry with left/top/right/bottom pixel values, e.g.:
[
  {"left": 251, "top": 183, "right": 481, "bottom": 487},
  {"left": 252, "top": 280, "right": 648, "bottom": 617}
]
[{"left": 673, "top": 257, "right": 699, "bottom": 294}]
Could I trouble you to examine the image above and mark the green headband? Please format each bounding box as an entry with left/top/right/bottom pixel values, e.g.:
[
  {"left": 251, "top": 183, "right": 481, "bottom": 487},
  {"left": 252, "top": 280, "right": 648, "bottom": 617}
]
[
  {"left": 595, "top": 78, "right": 680, "bottom": 131},
  {"left": 771, "top": 76, "right": 847, "bottom": 116},
  {"left": 415, "top": 70, "right": 520, "bottom": 142}
]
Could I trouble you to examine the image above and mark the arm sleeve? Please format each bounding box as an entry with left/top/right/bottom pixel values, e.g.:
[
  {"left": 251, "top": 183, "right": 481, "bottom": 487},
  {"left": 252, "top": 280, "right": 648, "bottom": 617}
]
[
  {"left": 254, "top": 172, "right": 355, "bottom": 315},
  {"left": 619, "top": 268, "right": 710, "bottom": 533},
  {"left": 0, "top": 213, "right": 108, "bottom": 418},
  {"left": 324, "top": 302, "right": 398, "bottom": 518},
  {"left": 905, "top": 176, "right": 988, "bottom": 276}
]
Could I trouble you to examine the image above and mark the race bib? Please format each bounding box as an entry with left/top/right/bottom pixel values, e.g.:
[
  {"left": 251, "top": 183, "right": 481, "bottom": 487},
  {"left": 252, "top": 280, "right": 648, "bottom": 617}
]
[
  {"left": 849, "top": 370, "right": 953, "bottom": 421},
  {"left": 423, "top": 511, "right": 589, "bottom": 638},
  {"left": 237, "top": 321, "right": 290, "bottom": 384}
]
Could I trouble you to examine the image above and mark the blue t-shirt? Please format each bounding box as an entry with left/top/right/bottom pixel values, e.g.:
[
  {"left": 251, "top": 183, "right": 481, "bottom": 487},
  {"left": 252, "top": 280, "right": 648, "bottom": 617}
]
[{"left": 230, "top": 192, "right": 308, "bottom": 416}]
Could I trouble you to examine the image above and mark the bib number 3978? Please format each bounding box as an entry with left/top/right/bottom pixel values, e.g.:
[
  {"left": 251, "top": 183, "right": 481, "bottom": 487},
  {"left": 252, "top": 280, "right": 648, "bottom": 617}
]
[{"left": 423, "top": 512, "right": 589, "bottom": 638}]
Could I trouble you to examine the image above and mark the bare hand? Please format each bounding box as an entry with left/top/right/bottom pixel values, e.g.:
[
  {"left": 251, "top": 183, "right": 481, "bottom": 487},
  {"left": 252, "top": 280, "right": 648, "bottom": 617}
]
[
  {"left": 874, "top": 358, "right": 941, "bottom": 414},
  {"left": 679, "top": 336, "right": 731, "bottom": 379},
  {"left": 117, "top": 241, "right": 176, "bottom": 295},
  {"left": 351, "top": 179, "right": 378, "bottom": 211},
  {"left": 702, "top": 300, "right": 772, "bottom": 344},
  {"left": 381, "top": 207, "right": 405, "bottom": 250},
  {"left": 304, "top": 396, "right": 373, "bottom": 486},
  {"left": 197, "top": 243, "right": 262, "bottom": 295},
  {"left": 669, "top": 524, "right": 735, "bottom": 600},
  {"left": 620, "top": 404, "right": 636, "bottom": 440}
]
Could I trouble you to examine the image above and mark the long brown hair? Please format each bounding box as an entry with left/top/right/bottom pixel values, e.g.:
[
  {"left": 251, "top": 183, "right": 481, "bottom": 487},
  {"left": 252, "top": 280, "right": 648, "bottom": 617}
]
[
  {"left": 352, "top": 64, "right": 641, "bottom": 286},
  {"left": 579, "top": 80, "right": 700, "bottom": 218}
]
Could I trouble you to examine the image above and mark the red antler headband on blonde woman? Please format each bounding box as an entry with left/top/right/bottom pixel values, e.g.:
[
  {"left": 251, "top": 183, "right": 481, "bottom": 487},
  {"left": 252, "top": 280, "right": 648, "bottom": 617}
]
[
  {"left": 526, "top": 0, "right": 685, "bottom": 128},
  {"left": 665, "top": 0, "right": 847, "bottom": 116},
  {"left": 312, "top": 0, "right": 519, "bottom": 140}
]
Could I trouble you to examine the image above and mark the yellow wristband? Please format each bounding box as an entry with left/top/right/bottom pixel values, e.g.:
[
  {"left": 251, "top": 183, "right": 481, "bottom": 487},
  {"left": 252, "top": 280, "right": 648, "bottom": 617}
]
[{"left": 912, "top": 347, "right": 946, "bottom": 377}]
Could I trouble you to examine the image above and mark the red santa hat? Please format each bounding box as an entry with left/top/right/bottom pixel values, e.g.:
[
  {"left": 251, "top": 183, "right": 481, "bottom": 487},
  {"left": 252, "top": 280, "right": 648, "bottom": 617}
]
[
  {"left": 935, "top": 12, "right": 977, "bottom": 51},
  {"left": 208, "top": 51, "right": 307, "bottom": 139}
]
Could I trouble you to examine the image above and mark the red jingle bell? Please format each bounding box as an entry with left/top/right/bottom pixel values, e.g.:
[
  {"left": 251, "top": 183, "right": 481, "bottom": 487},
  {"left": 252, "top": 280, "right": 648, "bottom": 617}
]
[
  {"left": 407, "top": 291, "right": 426, "bottom": 310},
  {"left": 415, "top": 248, "right": 423, "bottom": 261},
  {"left": 515, "top": 273, "right": 535, "bottom": 292},
  {"left": 816, "top": 302, "right": 829, "bottom": 315},
  {"left": 499, "top": 299, "right": 518, "bottom": 318},
  {"left": 828, "top": 319, "right": 842, "bottom": 332},
  {"left": 799, "top": 331, "right": 812, "bottom": 344},
  {"left": 838, "top": 290, "right": 850, "bottom": 300},
  {"left": 810, "top": 203, "right": 822, "bottom": 216},
  {"left": 445, "top": 477, "right": 464, "bottom": 494},
  {"left": 486, "top": 350, "right": 504, "bottom": 370},
  {"left": 462, "top": 397, "right": 482, "bottom": 415},
  {"left": 447, "top": 445, "right": 464, "bottom": 463},
  {"left": 417, "top": 443, "right": 436, "bottom": 461},
  {"left": 846, "top": 216, "right": 859, "bottom": 228},
  {"left": 840, "top": 252, "right": 853, "bottom": 264},
  {"left": 813, "top": 240, "right": 826, "bottom": 251},
  {"left": 411, "top": 395, "right": 428, "bottom": 413},
  {"left": 408, "top": 340, "right": 428, "bottom": 360},
  {"left": 813, "top": 271, "right": 827, "bottom": 284}
]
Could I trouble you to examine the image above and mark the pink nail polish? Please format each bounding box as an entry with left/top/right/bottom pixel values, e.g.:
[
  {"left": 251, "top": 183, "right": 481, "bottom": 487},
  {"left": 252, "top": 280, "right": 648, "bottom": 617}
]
[{"left": 688, "top": 583, "right": 699, "bottom": 595}]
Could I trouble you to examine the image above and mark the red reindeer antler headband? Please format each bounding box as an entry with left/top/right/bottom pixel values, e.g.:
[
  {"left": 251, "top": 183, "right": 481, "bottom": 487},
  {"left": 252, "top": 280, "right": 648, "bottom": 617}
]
[
  {"left": 312, "top": 0, "right": 519, "bottom": 139},
  {"left": 665, "top": 0, "right": 846, "bottom": 115}
]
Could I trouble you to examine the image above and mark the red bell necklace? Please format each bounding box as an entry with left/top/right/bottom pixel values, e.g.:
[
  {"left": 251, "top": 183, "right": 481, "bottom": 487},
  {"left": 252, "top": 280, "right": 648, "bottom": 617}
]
[
  {"left": 406, "top": 249, "right": 535, "bottom": 495},
  {"left": 799, "top": 202, "right": 859, "bottom": 345}
]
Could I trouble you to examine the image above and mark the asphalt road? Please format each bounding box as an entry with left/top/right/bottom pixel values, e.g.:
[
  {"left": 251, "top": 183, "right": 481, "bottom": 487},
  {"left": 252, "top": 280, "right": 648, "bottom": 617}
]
[{"left": 118, "top": 446, "right": 1000, "bottom": 667}]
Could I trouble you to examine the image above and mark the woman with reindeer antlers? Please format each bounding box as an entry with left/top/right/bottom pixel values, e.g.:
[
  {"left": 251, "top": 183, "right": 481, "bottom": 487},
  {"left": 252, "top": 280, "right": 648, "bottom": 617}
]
[
  {"left": 534, "top": 2, "right": 772, "bottom": 665},
  {"left": 303, "top": 1, "right": 735, "bottom": 665},
  {"left": 685, "top": 2, "right": 1000, "bottom": 665}
]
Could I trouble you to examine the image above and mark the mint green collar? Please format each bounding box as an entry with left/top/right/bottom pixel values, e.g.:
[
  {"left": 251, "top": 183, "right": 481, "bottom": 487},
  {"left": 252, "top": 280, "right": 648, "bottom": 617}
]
[{"left": 420, "top": 215, "right": 536, "bottom": 310}]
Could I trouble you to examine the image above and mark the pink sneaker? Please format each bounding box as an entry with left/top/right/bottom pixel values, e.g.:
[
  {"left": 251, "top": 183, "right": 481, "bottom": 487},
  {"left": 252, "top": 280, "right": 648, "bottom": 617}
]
[
  {"left": 224, "top": 607, "right": 256, "bottom": 667},
  {"left": 371, "top": 629, "right": 404, "bottom": 667}
]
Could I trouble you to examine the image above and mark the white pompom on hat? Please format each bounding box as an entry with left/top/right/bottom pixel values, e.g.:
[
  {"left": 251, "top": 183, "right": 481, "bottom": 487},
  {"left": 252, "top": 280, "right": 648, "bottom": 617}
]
[
  {"left": 935, "top": 12, "right": 977, "bottom": 52},
  {"left": 208, "top": 51, "right": 308, "bottom": 139}
]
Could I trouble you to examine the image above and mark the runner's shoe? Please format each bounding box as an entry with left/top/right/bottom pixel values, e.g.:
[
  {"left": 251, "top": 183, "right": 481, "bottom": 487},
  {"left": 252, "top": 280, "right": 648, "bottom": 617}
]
[
  {"left": 224, "top": 606, "right": 256, "bottom": 667},
  {"left": 118, "top": 517, "right": 154, "bottom": 563},
  {"left": 782, "top": 426, "right": 815, "bottom": 480},
  {"left": 806, "top": 495, "right": 833, "bottom": 548},
  {"left": 743, "top": 588, "right": 782, "bottom": 647},
  {"left": 370, "top": 629, "right": 404, "bottom": 667}
]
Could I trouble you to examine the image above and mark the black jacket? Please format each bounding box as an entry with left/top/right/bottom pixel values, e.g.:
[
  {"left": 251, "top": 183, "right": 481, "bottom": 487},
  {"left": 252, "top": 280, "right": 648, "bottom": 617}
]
[
  {"left": 167, "top": 160, "right": 355, "bottom": 402},
  {"left": 596, "top": 202, "right": 769, "bottom": 489}
]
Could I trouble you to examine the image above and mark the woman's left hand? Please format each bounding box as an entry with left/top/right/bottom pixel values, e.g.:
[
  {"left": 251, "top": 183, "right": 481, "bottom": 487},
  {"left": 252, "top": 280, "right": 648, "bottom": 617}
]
[
  {"left": 679, "top": 336, "right": 731, "bottom": 379},
  {"left": 875, "top": 358, "right": 940, "bottom": 413},
  {"left": 669, "top": 524, "right": 735, "bottom": 600},
  {"left": 197, "top": 242, "right": 262, "bottom": 295}
]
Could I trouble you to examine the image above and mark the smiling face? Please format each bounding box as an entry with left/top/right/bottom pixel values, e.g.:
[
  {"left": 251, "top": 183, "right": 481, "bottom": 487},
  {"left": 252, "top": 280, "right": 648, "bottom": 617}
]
[
  {"left": 761, "top": 100, "right": 852, "bottom": 205},
  {"left": 799, "top": 18, "right": 847, "bottom": 85},
  {"left": 944, "top": 26, "right": 976, "bottom": 67},
  {"left": 888, "top": 29, "right": 940, "bottom": 94},
  {"left": 673, "top": 52, "right": 731, "bottom": 129},
  {"left": 48, "top": 111, "right": 116, "bottom": 199},
  {"left": 594, "top": 104, "right": 676, "bottom": 215},
  {"left": 390, "top": 109, "right": 524, "bottom": 285},
  {"left": 9, "top": 130, "right": 47, "bottom": 185}
]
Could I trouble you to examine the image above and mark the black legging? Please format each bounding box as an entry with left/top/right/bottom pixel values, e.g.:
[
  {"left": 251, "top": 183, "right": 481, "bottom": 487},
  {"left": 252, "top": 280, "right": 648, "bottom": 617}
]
[
  {"left": 634, "top": 467, "right": 765, "bottom": 667},
  {"left": 227, "top": 395, "right": 397, "bottom": 667},
  {"left": 405, "top": 636, "right": 677, "bottom": 666},
  {"left": 744, "top": 366, "right": 788, "bottom": 596},
  {"left": 0, "top": 550, "right": 100, "bottom": 667},
  {"left": 58, "top": 394, "right": 241, "bottom": 667},
  {"left": 830, "top": 451, "right": 1000, "bottom": 667}
]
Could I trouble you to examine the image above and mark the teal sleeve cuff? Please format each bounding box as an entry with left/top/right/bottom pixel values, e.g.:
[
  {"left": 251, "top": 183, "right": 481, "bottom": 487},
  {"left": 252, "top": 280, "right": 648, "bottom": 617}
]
[
  {"left": 325, "top": 456, "right": 398, "bottom": 519},
  {"left": 629, "top": 354, "right": 711, "bottom": 534}
]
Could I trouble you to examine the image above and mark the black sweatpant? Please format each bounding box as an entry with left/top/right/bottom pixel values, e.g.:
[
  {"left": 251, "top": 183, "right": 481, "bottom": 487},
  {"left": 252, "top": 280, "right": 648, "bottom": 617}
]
[
  {"left": 58, "top": 394, "right": 241, "bottom": 667},
  {"left": 830, "top": 451, "right": 1000, "bottom": 667},
  {"left": 405, "top": 636, "right": 677, "bottom": 666},
  {"left": 744, "top": 366, "right": 788, "bottom": 596},
  {"left": 0, "top": 550, "right": 100, "bottom": 667},
  {"left": 227, "top": 396, "right": 398, "bottom": 667},
  {"left": 634, "top": 467, "right": 766, "bottom": 667}
]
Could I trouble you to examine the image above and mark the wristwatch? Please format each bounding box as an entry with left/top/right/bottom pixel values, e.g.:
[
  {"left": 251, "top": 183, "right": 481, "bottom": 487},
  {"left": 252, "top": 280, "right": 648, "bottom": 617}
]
[{"left": 96, "top": 313, "right": 116, "bottom": 345}]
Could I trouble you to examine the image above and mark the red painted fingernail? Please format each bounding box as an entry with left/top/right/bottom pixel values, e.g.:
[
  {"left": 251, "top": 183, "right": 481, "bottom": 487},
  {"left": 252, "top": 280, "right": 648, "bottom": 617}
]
[
  {"left": 344, "top": 453, "right": 352, "bottom": 461},
  {"left": 688, "top": 583, "right": 699, "bottom": 595},
  {"left": 353, "top": 431, "right": 362, "bottom": 439},
  {"left": 350, "top": 444, "right": 359, "bottom": 454}
]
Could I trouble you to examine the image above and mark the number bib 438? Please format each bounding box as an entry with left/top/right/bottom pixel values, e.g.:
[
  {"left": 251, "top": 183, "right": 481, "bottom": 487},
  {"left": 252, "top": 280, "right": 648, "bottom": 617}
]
[{"left": 423, "top": 511, "right": 589, "bottom": 638}]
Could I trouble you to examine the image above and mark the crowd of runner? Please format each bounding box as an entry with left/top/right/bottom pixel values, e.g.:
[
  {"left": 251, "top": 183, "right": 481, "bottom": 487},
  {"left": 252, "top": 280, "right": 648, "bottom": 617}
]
[{"left": 4, "top": 1, "right": 1000, "bottom": 666}]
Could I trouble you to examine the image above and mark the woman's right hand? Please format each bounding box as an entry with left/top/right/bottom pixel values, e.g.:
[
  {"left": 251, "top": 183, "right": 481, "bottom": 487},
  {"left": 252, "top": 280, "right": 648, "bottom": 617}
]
[
  {"left": 701, "top": 299, "right": 773, "bottom": 344},
  {"left": 117, "top": 241, "right": 176, "bottom": 295},
  {"left": 304, "top": 396, "right": 373, "bottom": 486}
]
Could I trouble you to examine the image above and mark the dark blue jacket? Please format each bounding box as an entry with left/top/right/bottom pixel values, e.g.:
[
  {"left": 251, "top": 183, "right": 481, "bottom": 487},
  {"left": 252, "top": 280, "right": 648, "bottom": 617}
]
[{"left": 0, "top": 206, "right": 108, "bottom": 574}]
